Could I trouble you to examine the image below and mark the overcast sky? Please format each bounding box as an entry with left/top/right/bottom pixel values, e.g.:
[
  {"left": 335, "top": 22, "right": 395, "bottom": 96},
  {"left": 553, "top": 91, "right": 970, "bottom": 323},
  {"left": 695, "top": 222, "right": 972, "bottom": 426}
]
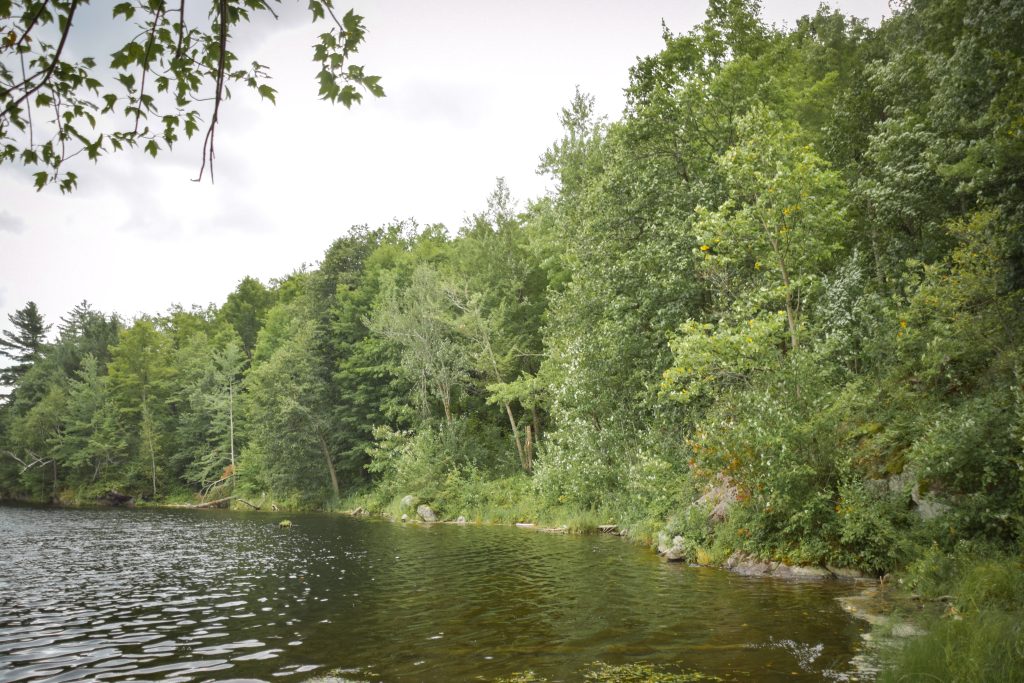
[{"left": 0, "top": 0, "right": 891, "bottom": 336}]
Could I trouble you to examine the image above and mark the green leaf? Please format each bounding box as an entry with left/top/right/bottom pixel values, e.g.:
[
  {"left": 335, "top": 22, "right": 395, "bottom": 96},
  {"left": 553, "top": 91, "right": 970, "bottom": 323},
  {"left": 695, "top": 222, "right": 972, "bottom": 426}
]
[
  {"left": 145, "top": 139, "right": 159, "bottom": 158},
  {"left": 308, "top": 0, "right": 325, "bottom": 22},
  {"left": 257, "top": 84, "right": 276, "bottom": 104},
  {"left": 113, "top": 3, "right": 134, "bottom": 20},
  {"left": 33, "top": 171, "right": 48, "bottom": 190},
  {"left": 342, "top": 9, "right": 361, "bottom": 35}
]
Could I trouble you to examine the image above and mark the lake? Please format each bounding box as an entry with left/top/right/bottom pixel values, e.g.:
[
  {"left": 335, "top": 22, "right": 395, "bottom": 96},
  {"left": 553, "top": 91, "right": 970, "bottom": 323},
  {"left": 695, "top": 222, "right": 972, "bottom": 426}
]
[{"left": 0, "top": 505, "right": 872, "bottom": 681}]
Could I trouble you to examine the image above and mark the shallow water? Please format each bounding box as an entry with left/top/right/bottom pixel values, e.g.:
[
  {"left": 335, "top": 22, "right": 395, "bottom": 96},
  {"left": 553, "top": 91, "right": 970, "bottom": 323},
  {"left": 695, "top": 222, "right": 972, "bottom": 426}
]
[{"left": 0, "top": 505, "right": 871, "bottom": 681}]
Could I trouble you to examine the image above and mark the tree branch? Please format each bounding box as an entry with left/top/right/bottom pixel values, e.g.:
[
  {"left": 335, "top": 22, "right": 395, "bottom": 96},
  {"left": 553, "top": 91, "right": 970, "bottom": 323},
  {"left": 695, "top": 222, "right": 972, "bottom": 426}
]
[{"left": 2, "top": 0, "right": 80, "bottom": 121}]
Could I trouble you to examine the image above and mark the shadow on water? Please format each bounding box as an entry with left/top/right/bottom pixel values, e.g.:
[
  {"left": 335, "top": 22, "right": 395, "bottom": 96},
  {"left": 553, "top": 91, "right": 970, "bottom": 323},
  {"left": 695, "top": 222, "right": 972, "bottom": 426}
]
[{"left": 0, "top": 505, "right": 871, "bottom": 682}]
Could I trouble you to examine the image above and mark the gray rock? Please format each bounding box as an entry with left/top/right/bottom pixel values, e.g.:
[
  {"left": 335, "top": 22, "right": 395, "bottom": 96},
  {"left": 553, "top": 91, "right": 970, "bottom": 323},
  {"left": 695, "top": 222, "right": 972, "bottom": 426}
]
[
  {"left": 827, "top": 565, "right": 871, "bottom": 580},
  {"left": 725, "top": 551, "right": 833, "bottom": 579},
  {"left": 776, "top": 564, "right": 833, "bottom": 579},
  {"left": 696, "top": 475, "right": 739, "bottom": 523},
  {"left": 456, "top": 515, "right": 467, "bottom": 524},
  {"left": 911, "top": 483, "right": 950, "bottom": 520},
  {"left": 657, "top": 533, "right": 687, "bottom": 562},
  {"left": 416, "top": 504, "right": 437, "bottom": 523},
  {"left": 400, "top": 513, "right": 408, "bottom": 522},
  {"left": 399, "top": 495, "right": 417, "bottom": 512}
]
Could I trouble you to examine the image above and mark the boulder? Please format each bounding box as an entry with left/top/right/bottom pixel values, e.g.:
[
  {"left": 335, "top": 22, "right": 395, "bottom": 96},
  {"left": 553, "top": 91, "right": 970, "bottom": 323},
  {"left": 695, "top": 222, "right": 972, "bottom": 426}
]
[
  {"left": 696, "top": 475, "right": 739, "bottom": 523},
  {"left": 416, "top": 504, "right": 437, "bottom": 523},
  {"left": 911, "top": 483, "right": 950, "bottom": 520},
  {"left": 98, "top": 490, "right": 134, "bottom": 507},
  {"left": 400, "top": 513, "right": 408, "bottom": 522},
  {"left": 827, "top": 565, "right": 871, "bottom": 581},
  {"left": 399, "top": 495, "right": 417, "bottom": 512},
  {"left": 456, "top": 515, "right": 467, "bottom": 524},
  {"left": 657, "top": 533, "right": 687, "bottom": 562}
]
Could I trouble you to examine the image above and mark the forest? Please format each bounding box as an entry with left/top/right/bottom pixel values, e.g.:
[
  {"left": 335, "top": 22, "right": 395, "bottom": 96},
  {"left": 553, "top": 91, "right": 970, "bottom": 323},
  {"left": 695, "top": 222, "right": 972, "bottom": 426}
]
[{"left": 1, "top": 0, "right": 1022, "bottom": 678}]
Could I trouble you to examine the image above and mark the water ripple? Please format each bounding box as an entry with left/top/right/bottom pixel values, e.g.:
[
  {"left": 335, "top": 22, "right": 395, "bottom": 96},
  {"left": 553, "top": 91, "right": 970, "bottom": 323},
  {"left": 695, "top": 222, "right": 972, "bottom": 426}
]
[{"left": 0, "top": 505, "right": 869, "bottom": 681}]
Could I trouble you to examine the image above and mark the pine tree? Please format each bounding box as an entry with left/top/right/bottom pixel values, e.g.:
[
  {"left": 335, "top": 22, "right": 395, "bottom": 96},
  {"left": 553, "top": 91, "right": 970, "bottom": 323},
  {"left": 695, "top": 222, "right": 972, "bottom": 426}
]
[{"left": 0, "top": 302, "right": 51, "bottom": 389}]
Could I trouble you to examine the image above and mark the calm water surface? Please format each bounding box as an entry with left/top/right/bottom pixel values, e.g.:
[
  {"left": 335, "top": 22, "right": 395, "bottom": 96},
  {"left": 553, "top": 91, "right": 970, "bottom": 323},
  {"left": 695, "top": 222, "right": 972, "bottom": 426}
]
[{"left": 0, "top": 505, "right": 871, "bottom": 682}]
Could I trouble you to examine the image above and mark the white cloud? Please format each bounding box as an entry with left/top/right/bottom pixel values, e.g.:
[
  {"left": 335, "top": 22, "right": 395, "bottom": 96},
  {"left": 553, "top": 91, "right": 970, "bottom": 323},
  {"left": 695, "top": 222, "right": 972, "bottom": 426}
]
[
  {"left": 0, "top": 210, "right": 25, "bottom": 234},
  {"left": 0, "top": 0, "right": 893, "bottom": 331}
]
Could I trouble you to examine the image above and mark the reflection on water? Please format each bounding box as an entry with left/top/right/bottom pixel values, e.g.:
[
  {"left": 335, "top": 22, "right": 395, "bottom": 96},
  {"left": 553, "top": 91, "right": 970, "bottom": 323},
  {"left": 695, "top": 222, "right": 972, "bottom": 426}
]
[{"left": 0, "top": 505, "right": 869, "bottom": 681}]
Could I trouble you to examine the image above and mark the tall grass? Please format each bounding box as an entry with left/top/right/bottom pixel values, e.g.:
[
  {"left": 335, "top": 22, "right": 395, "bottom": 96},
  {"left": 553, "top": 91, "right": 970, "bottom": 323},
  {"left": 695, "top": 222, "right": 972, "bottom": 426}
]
[{"left": 881, "top": 554, "right": 1024, "bottom": 682}]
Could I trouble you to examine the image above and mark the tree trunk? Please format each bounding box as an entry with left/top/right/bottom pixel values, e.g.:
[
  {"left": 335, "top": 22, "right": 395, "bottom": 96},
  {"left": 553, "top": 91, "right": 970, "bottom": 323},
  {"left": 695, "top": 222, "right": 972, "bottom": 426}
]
[
  {"left": 776, "top": 250, "right": 799, "bottom": 351},
  {"left": 228, "top": 381, "right": 235, "bottom": 471},
  {"left": 531, "top": 406, "right": 542, "bottom": 445},
  {"left": 524, "top": 425, "right": 534, "bottom": 473},
  {"left": 503, "top": 401, "right": 526, "bottom": 469},
  {"left": 316, "top": 429, "right": 340, "bottom": 498}
]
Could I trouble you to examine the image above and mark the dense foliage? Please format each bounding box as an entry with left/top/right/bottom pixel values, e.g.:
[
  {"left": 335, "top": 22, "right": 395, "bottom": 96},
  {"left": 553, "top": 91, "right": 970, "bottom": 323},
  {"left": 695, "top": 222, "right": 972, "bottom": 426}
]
[{"left": 2, "top": 0, "right": 1021, "bottom": 597}]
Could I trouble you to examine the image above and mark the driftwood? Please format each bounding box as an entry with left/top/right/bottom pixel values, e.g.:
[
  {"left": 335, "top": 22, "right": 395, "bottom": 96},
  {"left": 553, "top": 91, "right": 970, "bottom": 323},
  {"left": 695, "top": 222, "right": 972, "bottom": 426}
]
[
  {"left": 191, "top": 496, "right": 260, "bottom": 510},
  {"left": 193, "top": 496, "right": 233, "bottom": 508}
]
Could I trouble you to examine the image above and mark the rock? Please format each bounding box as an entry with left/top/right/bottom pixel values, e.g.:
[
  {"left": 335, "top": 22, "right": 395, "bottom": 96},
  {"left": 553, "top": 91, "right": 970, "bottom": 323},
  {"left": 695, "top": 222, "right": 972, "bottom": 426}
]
[
  {"left": 401, "top": 513, "right": 408, "bottom": 522},
  {"left": 351, "top": 506, "right": 365, "bottom": 516},
  {"left": 911, "top": 483, "right": 950, "bottom": 520},
  {"left": 657, "top": 533, "right": 687, "bottom": 562},
  {"left": 827, "top": 565, "right": 871, "bottom": 581},
  {"left": 775, "top": 564, "right": 834, "bottom": 579},
  {"left": 724, "top": 551, "right": 833, "bottom": 579},
  {"left": 400, "top": 495, "right": 417, "bottom": 512},
  {"left": 98, "top": 490, "right": 134, "bottom": 507},
  {"left": 696, "top": 474, "right": 739, "bottom": 523},
  {"left": 456, "top": 515, "right": 467, "bottom": 524},
  {"left": 416, "top": 504, "right": 437, "bottom": 523},
  {"left": 515, "top": 522, "right": 535, "bottom": 528}
]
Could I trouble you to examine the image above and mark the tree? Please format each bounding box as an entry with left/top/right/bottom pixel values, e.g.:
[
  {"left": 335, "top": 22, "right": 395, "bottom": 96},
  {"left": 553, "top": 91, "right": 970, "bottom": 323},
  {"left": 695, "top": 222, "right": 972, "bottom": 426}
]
[
  {"left": 106, "top": 318, "right": 174, "bottom": 497},
  {"left": 368, "top": 265, "right": 469, "bottom": 424},
  {"left": 0, "top": 300, "right": 50, "bottom": 390},
  {"left": 693, "top": 108, "right": 849, "bottom": 351},
  {"left": 0, "top": 0, "right": 384, "bottom": 191},
  {"left": 219, "top": 276, "right": 274, "bottom": 360},
  {"left": 243, "top": 320, "right": 341, "bottom": 500},
  {"left": 174, "top": 331, "right": 245, "bottom": 488},
  {"left": 54, "top": 353, "right": 122, "bottom": 489}
]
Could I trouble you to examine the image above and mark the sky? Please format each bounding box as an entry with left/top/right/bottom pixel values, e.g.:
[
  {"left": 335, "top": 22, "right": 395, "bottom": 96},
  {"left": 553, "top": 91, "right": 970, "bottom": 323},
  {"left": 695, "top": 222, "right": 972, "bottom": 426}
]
[{"left": 0, "top": 0, "right": 892, "bottom": 337}]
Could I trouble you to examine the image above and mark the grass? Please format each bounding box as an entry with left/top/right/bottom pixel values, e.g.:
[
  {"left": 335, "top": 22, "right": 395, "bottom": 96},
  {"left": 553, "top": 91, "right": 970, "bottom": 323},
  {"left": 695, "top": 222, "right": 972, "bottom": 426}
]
[{"left": 879, "top": 553, "right": 1024, "bottom": 682}]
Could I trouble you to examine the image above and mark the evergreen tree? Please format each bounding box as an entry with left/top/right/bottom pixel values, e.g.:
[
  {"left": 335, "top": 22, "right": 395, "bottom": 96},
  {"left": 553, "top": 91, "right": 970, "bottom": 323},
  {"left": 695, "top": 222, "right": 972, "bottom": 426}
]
[{"left": 0, "top": 301, "right": 51, "bottom": 391}]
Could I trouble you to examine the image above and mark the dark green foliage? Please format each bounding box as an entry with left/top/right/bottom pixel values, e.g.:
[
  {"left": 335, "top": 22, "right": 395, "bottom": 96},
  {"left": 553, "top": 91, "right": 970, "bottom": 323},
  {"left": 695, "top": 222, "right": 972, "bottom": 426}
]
[
  {"left": 0, "top": 301, "right": 50, "bottom": 390},
  {"left": 219, "top": 277, "right": 275, "bottom": 360}
]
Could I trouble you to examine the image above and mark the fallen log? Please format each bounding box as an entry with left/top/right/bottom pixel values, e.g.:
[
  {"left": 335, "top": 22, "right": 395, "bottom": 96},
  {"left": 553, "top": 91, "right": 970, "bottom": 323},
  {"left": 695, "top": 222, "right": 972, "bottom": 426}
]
[
  {"left": 191, "top": 496, "right": 260, "bottom": 510},
  {"left": 193, "top": 496, "right": 234, "bottom": 509}
]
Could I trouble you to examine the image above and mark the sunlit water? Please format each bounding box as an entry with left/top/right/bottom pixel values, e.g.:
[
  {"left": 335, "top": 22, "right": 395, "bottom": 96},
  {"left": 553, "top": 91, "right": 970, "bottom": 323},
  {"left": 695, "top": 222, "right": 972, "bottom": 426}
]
[{"left": 0, "top": 505, "right": 872, "bottom": 681}]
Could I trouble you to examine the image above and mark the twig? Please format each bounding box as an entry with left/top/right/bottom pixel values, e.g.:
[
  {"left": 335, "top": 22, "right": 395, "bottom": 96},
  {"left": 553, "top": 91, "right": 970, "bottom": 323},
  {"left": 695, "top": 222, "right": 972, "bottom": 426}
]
[
  {"left": 134, "top": 6, "right": 164, "bottom": 134},
  {"left": 193, "top": 0, "right": 227, "bottom": 182},
  {"left": 2, "top": 0, "right": 80, "bottom": 121}
]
